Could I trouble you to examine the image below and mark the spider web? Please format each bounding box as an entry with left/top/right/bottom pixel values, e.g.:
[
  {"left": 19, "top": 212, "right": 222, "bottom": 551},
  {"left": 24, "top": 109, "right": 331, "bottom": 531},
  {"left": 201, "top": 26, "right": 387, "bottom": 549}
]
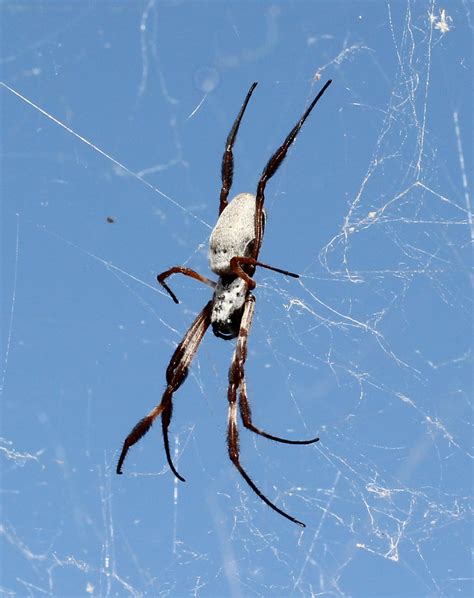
[{"left": 1, "top": 1, "right": 472, "bottom": 596}]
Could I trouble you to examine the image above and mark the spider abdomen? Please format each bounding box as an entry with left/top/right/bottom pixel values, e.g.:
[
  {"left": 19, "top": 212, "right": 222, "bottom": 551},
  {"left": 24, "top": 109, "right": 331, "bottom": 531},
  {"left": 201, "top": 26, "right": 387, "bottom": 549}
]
[
  {"left": 211, "top": 277, "right": 247, "bottom": 339},
  {"left": 209, "top": 193, "right": 258, "bottom": 275}
]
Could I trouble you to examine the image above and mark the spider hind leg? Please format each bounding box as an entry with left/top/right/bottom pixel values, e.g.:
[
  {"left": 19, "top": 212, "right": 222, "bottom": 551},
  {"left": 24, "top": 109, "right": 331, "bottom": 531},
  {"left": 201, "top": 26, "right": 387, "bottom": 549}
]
[
  {"left": 116, "top": 302, "right": 212, "bottom": 479},
  {"left": 239, "top": 379, "right": 320, "bottom": 445},
  {"left": 116, "top": 412, "right": 160, "bottom": 475},
  {"left": 226, "top": 294, "right": 309, "bottom": 526},
  {"left": 228, "top": 388, "right": 305, "bottom": 527}
]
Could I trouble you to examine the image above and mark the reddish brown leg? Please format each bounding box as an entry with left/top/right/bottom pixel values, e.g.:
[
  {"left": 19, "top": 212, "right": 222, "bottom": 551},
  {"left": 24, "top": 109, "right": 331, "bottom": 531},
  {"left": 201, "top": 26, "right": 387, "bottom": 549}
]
[
  {"left": 239, "top": 379, "right": 319, "bottom": 445},
  {"left": 253, "top": 80, "right": 333, "bottom": 257},
  {"left": 229, "top": 256, "right": 299, "bottom": 290},
  {"left": 220, "top": 82, "right": 258, "bottom": 215},
  {"left": 235, "top": 295, "right": 318, "bottom": 444},
  {"left": 226, "top": 294, "right": 306, "bottom": 527},
  {"left": 157, "top": 267, "right": 216, "bottom": 304},
  {"left": 116, "top": 301, "right": 212, "bottom": 478}
]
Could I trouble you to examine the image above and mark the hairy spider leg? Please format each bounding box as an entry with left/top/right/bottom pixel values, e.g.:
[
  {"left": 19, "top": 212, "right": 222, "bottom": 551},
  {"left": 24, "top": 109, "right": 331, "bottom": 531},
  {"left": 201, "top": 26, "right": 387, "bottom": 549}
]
[
  {"left": 157, "top": 267, "right": 217, "bottom": 304},
  {"left": 227, "top": 294, "right": 308, "bottom": 527},
  {"left": 158, "top": 257, "right": 298, "bottom": 305},
  {"left": 253, "top": 79, "right": 333, "bottom": 258},
  {"left": 235, "top": 295, "right": 319, "bottom": 444},
  {"left": 116, "top": 301, "right": 213, "bottom": 478},
  {"left": 219, "top": 82, "right": 258, "bottom": 215}
]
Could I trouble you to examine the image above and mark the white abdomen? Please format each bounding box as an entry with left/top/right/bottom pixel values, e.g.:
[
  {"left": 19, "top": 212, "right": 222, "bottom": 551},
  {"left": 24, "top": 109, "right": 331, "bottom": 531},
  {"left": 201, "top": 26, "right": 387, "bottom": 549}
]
[{"left": 209, "top": 193, "right": 257, "bottom": 275}]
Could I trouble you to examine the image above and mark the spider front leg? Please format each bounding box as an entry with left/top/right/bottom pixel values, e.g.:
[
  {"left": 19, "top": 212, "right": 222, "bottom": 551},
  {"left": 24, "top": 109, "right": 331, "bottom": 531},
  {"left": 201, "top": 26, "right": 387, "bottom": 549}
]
[
  {"left": 157, "top": 267, "right": 216, "bottom": 304},
  {"left": 253, "top": 79, "right": 332, "bottom": 256},
  {"left": 220, "top": 82, "right": 258, "bottom": 215},
  {"left": 226, "top": 294, "right": 309, "bottom": 527},
  {"left": 229, "top": 256, "right": 300, "bottom": 290},
  {"left": 116, "top": 301, "right": 212, "bottom": 478}
]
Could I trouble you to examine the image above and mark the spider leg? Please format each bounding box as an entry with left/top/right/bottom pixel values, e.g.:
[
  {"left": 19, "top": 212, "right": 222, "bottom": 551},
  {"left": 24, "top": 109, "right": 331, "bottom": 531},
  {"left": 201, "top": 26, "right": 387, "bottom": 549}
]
[
  {"left": 239, "top": 378, "right": 319, "bottom": 445},
  {"left": 157, "top": 267, "right": 217, "bottom": 304},
  {"left": 253, "top": 79, "right": 332, "bottom": 258},
  {"left": 229, "top": 256, "right": 299, "bottom": 290},
  {"left": 226, "top": 294, "right": 306, "bottom": 527},
  {"left": 220, "top": 82, "right": 258, "bottom": 215},
  {"left": 235, "top": 294, "right": 318, "bottom": 444},
  {"left": 116, "top": 301, "right": 212, "bottom": 478}
]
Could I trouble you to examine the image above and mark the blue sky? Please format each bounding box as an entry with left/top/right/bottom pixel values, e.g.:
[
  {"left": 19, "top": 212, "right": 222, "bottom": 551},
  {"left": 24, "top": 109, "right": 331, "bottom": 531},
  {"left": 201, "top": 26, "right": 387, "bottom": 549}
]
[{"left": 2, "top": 1, "right": 472, "bottom": 596}]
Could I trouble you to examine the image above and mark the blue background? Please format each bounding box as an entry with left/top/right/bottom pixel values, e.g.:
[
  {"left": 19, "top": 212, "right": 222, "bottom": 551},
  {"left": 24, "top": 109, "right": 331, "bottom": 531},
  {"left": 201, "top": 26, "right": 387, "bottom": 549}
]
[{"left": 2, "top": 1, "right": 472, "bottom": 596}]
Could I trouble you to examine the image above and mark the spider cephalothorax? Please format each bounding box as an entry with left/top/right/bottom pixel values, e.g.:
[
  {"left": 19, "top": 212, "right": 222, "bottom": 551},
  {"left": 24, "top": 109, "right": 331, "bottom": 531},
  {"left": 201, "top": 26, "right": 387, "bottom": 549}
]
[{"left": 117, "top": 79, "right": 332, "bottom": 526}]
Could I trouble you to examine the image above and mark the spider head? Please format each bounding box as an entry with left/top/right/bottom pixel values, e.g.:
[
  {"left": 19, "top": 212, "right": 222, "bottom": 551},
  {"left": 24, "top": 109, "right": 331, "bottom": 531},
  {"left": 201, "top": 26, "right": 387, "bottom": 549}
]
[{"left": 211, "top": 277, "right": 246, "bottom": 340}]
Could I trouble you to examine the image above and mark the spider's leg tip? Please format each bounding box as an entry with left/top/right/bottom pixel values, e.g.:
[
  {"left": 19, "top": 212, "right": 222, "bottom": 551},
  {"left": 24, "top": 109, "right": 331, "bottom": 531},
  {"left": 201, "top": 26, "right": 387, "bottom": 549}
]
[
  {"left": 290, "top": 516, "right": 306, "bottom": 527},
  {"left": 171, "top": 468, "right": 186, "bottom": 482}
]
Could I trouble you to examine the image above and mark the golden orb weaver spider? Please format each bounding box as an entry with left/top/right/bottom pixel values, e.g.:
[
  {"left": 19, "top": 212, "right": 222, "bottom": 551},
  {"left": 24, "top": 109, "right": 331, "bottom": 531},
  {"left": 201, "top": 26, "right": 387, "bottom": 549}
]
[{"left": 117, "top": 79, "right": 332, "bottom": 526}]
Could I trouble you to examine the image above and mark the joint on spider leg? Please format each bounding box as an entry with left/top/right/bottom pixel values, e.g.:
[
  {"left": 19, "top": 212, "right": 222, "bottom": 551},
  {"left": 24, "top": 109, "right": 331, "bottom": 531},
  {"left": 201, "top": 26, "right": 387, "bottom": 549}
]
[
  {"left": 157, "top": 275, "right": 180, "bottom": 304},
  {"left": 229, "top": 257, "right": 257, "bottom": 290}
]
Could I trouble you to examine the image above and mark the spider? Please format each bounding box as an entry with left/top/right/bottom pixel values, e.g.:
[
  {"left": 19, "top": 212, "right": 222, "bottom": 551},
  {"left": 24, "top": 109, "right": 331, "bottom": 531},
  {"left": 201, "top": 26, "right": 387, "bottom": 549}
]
[{"left": 116, "top": 79, "right": 333, "bottom": 527}]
